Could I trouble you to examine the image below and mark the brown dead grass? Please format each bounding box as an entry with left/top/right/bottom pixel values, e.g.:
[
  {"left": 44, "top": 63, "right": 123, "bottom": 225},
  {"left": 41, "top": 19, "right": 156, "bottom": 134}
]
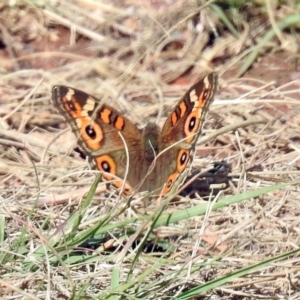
[{"left": 1, "top": 0, "right": 300, "bottom": 299}]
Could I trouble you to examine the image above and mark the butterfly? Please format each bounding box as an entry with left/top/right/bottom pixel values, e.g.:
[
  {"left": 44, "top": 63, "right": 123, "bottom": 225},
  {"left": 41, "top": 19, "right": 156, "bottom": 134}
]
[{"left": 52, "top": 73, "right": 218, "bottom": 196}]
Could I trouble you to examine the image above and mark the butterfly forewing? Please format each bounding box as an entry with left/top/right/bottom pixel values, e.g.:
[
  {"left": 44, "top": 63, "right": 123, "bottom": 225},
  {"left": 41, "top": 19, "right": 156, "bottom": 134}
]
[{"left": 160, "top": 73, "right": 217, "bottom": 146}]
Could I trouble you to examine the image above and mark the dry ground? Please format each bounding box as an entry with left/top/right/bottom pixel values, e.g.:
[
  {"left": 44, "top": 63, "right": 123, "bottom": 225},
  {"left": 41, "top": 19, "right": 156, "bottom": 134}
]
[{"left": 1, "top": 1, "right": 300, "bottom": 299}]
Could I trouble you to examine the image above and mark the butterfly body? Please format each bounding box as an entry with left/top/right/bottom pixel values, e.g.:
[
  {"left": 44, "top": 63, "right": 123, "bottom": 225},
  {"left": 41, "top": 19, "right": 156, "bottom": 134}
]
[{"left": 52, "top": 73, "right": 217, "bottom": 196}]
